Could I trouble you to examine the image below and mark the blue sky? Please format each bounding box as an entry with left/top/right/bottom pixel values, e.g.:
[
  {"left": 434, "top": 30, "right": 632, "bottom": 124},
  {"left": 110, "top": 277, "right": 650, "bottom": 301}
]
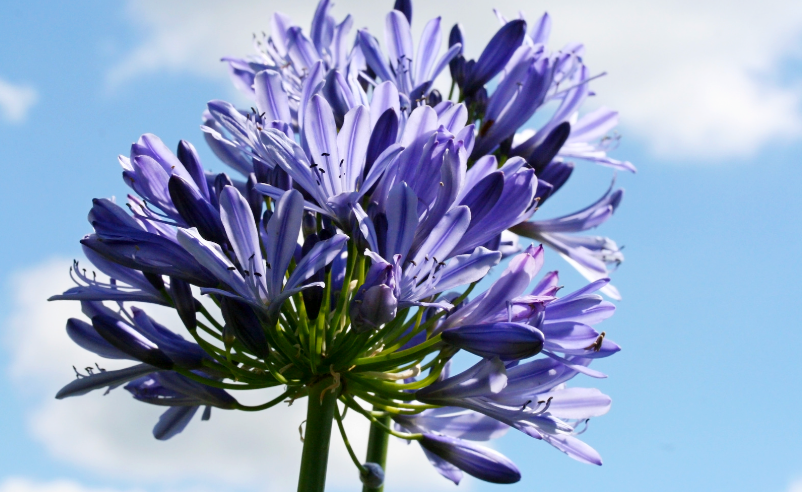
[{"left": 1, "top": 1, "right": 801, "bottom": 491}]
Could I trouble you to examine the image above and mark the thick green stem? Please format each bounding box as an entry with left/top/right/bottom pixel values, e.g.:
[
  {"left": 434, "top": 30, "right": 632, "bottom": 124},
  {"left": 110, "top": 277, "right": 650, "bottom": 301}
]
[
  {"left": 297, "top": 377, "right": 337, "bottom": 492},
  {"left": 362, "top": 408, "right": 391, "bottom": 492}
]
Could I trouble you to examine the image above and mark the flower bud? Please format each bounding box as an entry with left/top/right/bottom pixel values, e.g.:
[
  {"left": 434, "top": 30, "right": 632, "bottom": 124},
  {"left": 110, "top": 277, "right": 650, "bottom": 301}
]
[
  {"left": 442, "top": 322, "right": 545, "bottom": 361},
  {"left": 360, "top": 462, "right": 385, "bottom": 489},
  {"left": 351, "top": 285, "right": 397, "bottom": 333}
]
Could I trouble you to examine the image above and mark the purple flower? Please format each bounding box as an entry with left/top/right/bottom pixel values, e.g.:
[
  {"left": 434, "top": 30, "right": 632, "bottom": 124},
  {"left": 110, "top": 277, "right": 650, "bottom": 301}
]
[{"left": 512, "top": 185, "right": 625, "bottom": 299}]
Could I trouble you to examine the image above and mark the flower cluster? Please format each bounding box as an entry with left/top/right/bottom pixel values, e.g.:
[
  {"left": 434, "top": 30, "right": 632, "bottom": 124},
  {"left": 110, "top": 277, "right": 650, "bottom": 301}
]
[{"left": 51, "top": 0, "right": 632, "bottom": 489}]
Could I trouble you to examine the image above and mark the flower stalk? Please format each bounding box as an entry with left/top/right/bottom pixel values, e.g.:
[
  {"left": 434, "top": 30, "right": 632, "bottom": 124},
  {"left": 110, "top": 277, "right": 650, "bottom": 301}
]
[
  {"left": 297, "top": 377, "right": 338, "bottom": 492},
  {"left": 362, "top": 410, "right": 391, "bottom": 492}
]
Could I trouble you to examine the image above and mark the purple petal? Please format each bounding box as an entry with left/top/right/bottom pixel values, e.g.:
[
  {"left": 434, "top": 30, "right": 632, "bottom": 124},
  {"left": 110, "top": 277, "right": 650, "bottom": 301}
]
[
  {"left": 408, "top": 205, "right": 471, "bottom": 275},
  {"left": 66, "top": 318, "right": 133, "bottom": 360},
  {"left": 298, "top": 60, "right": 326, "bottom": 131},
  {"left": 285, "top": 233, "right": 348, "bottom": 290},
  {"left": 528, "top": 12, "right": 552, "bottom": 44},
  {"left": 265, "top": 190, "right": 305, "bottom": 296},
  {"left": 539, "top": 387, "right": 611, "bottom": 419},
  {"left": 384, "top": 182, "right": 418, "bottom": 259},
  {"left": 463, "top": 20, "right": 527, "bottom": 93},
  {"left": 219, "top": 185, "right": 265, "bottom": 280},
  {"left": 419, "top": 433, "right": 521, "bottom": 484},
  {"left": 153, "top": 406, "right": 199, "bottom": 440},
  {"left": 304, "top": 94, "right": 341, "bottom": 195},
  {"left": 310, "top": 0, "right": 334, "bottom": 56},
  {"left": 413, "top": 17, "right": 442, "bottom": 85},
  {"left": 542, "top": 434, "right": 602, "bottom": 465},
  {"left": 286, "top": 26, "right": 321, "bottom": 72},
  {"left": 370, "top": 81, "right": 400, "bottom": 128},
  {"left": 358, "top": 30, "right": 394, "bottom": 83},
  {"left": 422, "top": 247, "right": 501, "bottom": 297},
  {"left": 331, "top": 15, "right": 353, "bottom": 69},
  {"left": 254, "top": 69, "right": 291, "bottom": 124},
  {"left": 396, "top": 407, "right": 509, "bottom": 441},
  {"left": 417, "top": 357, "right": 507, "bottom": 403},
  {"left": 337, "top": 105, "right": 370, "bottom": 191},
  {"left": 175, "top": 227, "right": 250, "bottom": 298},
  {"left": 56, "top": 363, "right": 156, "bottom": 399},
  {"left": 400, "top": 106, "right": 438, "bottom": 146}
]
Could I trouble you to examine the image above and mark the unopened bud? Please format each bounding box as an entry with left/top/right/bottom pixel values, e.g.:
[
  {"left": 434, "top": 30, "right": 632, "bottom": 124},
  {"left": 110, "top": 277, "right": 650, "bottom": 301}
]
[{"left": 360, "top": 462, "right": 385, "bottom": 489}]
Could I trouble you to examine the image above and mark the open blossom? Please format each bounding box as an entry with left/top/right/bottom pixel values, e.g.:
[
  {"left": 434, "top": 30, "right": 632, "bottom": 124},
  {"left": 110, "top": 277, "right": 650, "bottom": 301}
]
[{"left": 47, "top": 0, "right": 633, "bottom": 489}]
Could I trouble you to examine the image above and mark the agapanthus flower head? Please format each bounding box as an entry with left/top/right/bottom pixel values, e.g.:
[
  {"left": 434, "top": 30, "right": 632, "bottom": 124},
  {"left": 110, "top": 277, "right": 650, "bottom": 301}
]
[{"left": 50, "top": 0, "right": 634, "bottom": 489}]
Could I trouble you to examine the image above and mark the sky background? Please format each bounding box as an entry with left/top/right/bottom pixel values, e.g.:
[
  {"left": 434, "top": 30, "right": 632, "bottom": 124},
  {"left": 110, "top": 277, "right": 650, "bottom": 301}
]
[{"left": 1, "top": 1, "right": 801, "bottom": 491}]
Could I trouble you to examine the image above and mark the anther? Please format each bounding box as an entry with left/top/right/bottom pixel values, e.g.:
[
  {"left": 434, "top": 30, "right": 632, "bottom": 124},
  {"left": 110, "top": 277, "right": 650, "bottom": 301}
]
[{"left": 584, "top": 332, "right": 606, "bottom": 352}]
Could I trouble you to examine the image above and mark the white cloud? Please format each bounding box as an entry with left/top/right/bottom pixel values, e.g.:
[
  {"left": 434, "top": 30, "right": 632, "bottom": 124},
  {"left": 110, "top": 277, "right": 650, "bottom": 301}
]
[
  {"left": 0, "top": 477, "right": 139, "bottom": 492},
  {"left": 789, "top": 477, "right": 802, "bottom": 492},
  {"left": 0, "top": 77, "right": 37, "bottom": 123},
  {"left": 109, "top": 0, "right": 802, "bottom": 160},
  {"left": 4, "top": 259, "right": 456, "bottom": 492}
]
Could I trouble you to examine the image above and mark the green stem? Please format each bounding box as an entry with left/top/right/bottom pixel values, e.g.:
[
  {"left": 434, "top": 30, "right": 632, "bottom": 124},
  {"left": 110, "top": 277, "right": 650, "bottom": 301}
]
[
  {"left": 362, "top": 408, "right": 391, "bottom": 492},
  {"left": 297, "top": 377, "right": 337, "bottom": 492}
]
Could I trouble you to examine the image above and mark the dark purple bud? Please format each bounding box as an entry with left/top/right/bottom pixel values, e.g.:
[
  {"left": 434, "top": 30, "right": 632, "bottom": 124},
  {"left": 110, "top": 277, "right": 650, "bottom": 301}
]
[
  {"left": 463, "top": 20, "right": 527, "bottom": 94},
  {"left": 449, "top": 23, "right": 465, "bottom": 51},
  {"left": 450, "top": 55, "right": 466, "bottom": 87},
  {"left": 427, "top": 88, "right": 442, "bottom": 107},
  {"left": 168, "top": 175, "right": 227, "bottom": 244},
  {"left": 220, "top": 297, "right": 271, "bottom": 360},
  {"left": 246, "top": 173, "right": 263, "bottom": 222},
  {"left": 528, "top": 121, "right": 571, "bottom": 172},
  {"left": 360, "top": 462, "right": 385, "bottom": 488},
  {"left": 365, "top": 108, "right": 399, "bottom": 177},
  {"left": 419, "top": 433, "right": 521, "bottom": 484},
  {"left": 92, "top": 314, "right": 173, "bottom": 369},
  {"left": 302, "top": 211, "right": 318, "bottom": 237},
  {"left": 213, "top": 172, "right": 235, "bottom": 200},
  {"left": 176, "top": 140, "right": 209, "bottom": 200},
  {"left": 169, "top": 277, "right": 198, "bottom": 331},
  {"left": 88, "top": 198, "right": 142, "bottom": 233},
  {"left": 442, "top": 322, "right": 545, "bottom": 361},
  {"left": 469, "top": 87, "right": 488, "bottom": 119},
  {"left": 535, "top": 160, "right": 574, "bottom": 204},
  {"left": 393, "top": 0, "right": 412, "bottom": 24},
  {"left": 269, "top": 165, "right": 292, "bottom": 191},
  {"left": 66, "top": 318, "right": 131, "bottom": 360},
  {"left": 350, "top": 285, "right": 397, "bottom": 333},
  {"left": 253, "top": 159, "right": 271, "bottom": 184},
  {"left": 143, "top": 272, "right": 165, "bottom": 291}
]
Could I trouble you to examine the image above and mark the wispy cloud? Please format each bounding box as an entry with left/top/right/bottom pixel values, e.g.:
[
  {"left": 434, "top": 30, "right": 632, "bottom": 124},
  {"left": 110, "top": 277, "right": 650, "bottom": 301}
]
[
  {"left": 3, "top": 259, "right": 456, "bottom": 492},
  {"left": 789, "top": 477, "right": 802, "bottom": 492},
  {"left": 107, "top": 0, "right": 802, "bottom": 160},
  {"left": 0, "top": 477, "right": 140, "bottom": 492},
  {"left": 0, "top": 77, "right": 37, "bottom": 123}
]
